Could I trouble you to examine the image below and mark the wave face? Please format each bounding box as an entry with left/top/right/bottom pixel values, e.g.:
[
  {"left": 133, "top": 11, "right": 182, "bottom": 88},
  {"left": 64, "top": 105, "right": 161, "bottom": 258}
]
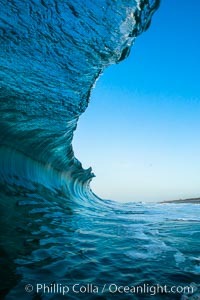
[
  {"left": 0, "top": 0, "right": 159, "bottom": 198},
  {"left": 1, "top": 1, "right": 200, "bottom": 300}
]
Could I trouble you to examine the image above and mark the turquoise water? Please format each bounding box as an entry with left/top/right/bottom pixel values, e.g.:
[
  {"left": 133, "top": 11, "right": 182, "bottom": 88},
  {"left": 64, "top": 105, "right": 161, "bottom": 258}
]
[
  {"left": 0, "top": 0, "right": 199, "bottom": 299},
  {"left": 1, "top": 184, "right": 200, "bottom": 299}
]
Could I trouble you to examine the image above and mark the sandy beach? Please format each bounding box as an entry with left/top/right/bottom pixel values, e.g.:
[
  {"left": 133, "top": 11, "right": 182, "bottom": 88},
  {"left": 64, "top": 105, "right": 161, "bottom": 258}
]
[{"left": 162, "top": 198, "right": 200, "bottom": 204}]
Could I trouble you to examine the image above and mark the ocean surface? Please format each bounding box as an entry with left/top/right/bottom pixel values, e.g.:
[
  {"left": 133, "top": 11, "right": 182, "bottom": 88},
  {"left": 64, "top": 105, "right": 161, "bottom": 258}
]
[
  {"left": 1, "top": 191, "right": 200, "bottom": 299},
  {"left": 0, "top": 0, "right": 200, "bottom": 299}
]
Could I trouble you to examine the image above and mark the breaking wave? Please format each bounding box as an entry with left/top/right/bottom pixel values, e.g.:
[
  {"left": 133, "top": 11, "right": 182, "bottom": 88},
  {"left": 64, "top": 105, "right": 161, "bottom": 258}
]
[
  {"left": 0, "top": 0, "right": 159, "bottom": 198},
  {"left": 1, "top": 1, "right": 200, "bottom": 300}
]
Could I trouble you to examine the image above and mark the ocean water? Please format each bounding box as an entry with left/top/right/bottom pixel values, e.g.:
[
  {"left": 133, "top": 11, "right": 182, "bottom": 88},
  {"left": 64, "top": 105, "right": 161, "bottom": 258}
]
[
  {"left": 0, "top": 0, "right": 200, "bottom": 299},
  {"left": 1, "top": 190, "right": 200, "bottom": 299}
]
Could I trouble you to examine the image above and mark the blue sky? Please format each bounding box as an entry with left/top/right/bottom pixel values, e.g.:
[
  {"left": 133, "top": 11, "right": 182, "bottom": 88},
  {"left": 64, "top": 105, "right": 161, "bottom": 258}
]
[{"left": 73, "top": 0, "right": 200, "bottom": 202}]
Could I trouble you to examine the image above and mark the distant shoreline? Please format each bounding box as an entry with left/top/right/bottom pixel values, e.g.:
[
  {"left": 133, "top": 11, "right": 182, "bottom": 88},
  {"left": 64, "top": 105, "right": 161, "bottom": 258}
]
[{"left": 161, "top": 197, "right": 200, "bottom": 204}]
